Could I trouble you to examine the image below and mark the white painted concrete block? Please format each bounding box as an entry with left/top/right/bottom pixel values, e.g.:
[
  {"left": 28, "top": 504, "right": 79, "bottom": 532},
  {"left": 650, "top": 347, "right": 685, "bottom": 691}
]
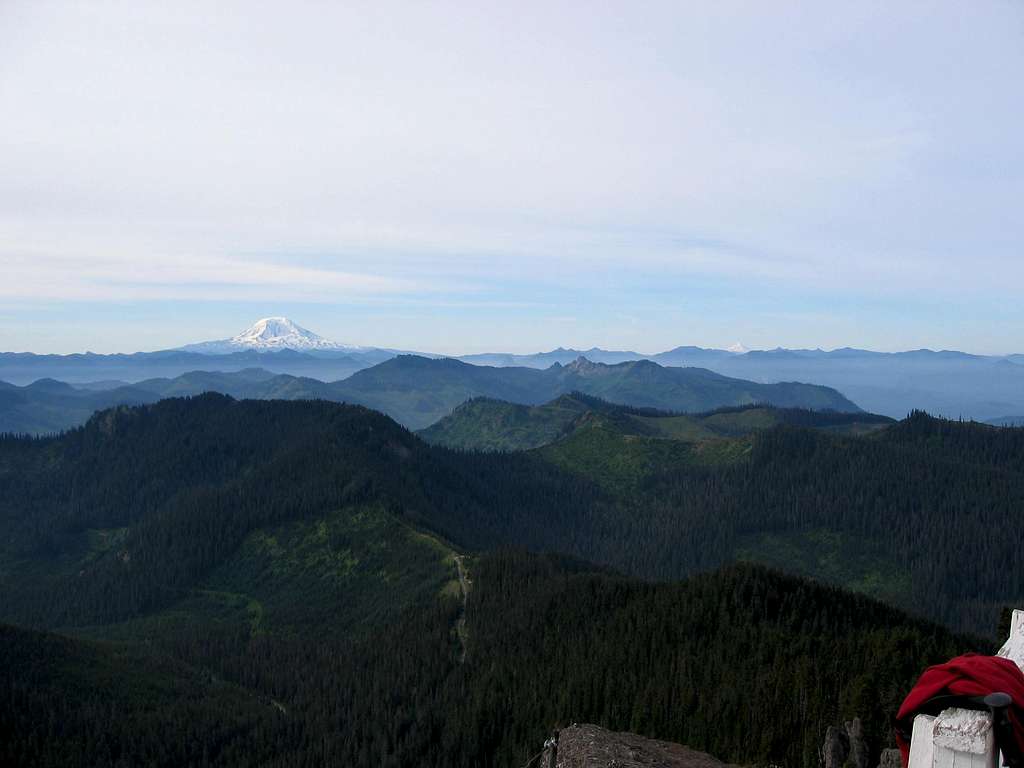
[
  {"left": 998, "top": 609, "right": 1024, "bottom": 671},
  {"left": 908, "top": 715, "right": 935, "bottom": 768}
]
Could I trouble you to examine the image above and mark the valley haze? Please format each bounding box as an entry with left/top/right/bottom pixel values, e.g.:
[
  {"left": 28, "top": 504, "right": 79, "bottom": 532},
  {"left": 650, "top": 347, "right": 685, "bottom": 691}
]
[{"left": 3, "top": 317, "right": 1023, "bottom": 425}]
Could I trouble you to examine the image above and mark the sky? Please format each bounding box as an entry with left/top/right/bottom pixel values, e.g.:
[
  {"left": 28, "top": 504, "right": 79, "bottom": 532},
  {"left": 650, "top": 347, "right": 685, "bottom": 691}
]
[{"left": 1, "top": 1, "right": 1022, "bottom": 355}]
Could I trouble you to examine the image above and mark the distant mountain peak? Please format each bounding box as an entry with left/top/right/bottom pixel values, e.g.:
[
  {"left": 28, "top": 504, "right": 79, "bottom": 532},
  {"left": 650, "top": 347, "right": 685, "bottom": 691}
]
[
  {"left": 727, "top": 342, "right": 748, "bottom": 354},
  {"left": 231, "top": 317, "right": 327, "bottom": 348},
  {"left": 178, "top": 317, "right": 365, "bottom": 355}
]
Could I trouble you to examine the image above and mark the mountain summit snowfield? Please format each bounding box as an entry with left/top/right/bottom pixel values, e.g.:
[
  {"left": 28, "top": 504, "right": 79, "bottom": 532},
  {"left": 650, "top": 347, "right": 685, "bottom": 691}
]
[{"left": 179, "top": 317, "right": 365, "bottom": 354}]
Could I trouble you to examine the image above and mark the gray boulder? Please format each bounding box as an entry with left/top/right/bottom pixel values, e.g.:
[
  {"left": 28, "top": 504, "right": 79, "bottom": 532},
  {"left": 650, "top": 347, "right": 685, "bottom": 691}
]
[{"left": 822, "top": 725, "right": 850, "bottom": 768}]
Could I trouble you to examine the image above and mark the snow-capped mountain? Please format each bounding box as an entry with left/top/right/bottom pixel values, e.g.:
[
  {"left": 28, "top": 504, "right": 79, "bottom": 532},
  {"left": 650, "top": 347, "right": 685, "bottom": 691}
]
[{"left": 179, "top": 317, "right": 366, "bottom": 355}]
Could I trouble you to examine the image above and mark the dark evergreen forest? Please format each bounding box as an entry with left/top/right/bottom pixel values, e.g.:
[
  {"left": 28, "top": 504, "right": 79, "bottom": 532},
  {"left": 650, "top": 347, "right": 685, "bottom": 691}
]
[
  {"left": 0, "top": 556, "right": 982, "bottom": 768},
  {"left": 1, "top": 395, "right": 1020, "bottom": 766},
  {"left": 2, "top": 396, "right": 1020, "bottom": 633}
]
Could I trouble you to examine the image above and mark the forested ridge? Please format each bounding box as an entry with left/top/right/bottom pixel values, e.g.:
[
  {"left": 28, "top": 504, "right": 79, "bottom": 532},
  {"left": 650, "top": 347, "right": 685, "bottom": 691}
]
[
  {"left": 0, "top": 394, "right": 600, "bottom": 627},
  {"left": 692, "top": 412, "right": 1024, "bottom": 631},
  {"left": 0, "top": 352, "right": 861, "bottom": 434},
  {"left": 420, "top": 393, "right": 893, "bottom": 451},
  {"left": 455, "top": 554, "right": 981, "bottom": 767},
  {"left": 1, "top": 395, "right": 1022, "bottom": 766},
  {"left": 2, "top": 396, "right": 1022, "bottom": 633},
  {"left": 0, "top": 555, "right": 983, "bottom": 768},
  {"left": 0, "top": 622, "right": 284, "bottom": 767}
]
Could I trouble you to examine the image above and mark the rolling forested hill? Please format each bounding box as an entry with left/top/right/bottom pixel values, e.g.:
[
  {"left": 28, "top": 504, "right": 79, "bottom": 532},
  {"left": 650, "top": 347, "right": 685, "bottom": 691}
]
[
  {"left": 0, "top": 622, "right": 284, "bottom": 767},
  {"left": 1, "top": 395, "right": 1021, "bottom": 766},
  {"left": 0, "top": 553, "right": 981, "bottom": 768},
  {"left": 456, "top": 346, "right": 1024, "bottom": 423},
  {"left": 309, "top": 354, "right": 862, "bottom": 428},
  {"left": 419, "top": 393, "right": 893, "bottom": 451},
  {"left": 0, "top": 354, "right": 860, "bottom": 434},
  {"left": 0, "top": 394, "right": 592, "bottom": 629},
  {"left": 0, "top": 378, "right": 157, "bottom": 435},
  {"left": 2, "top": 395, "right": 1020, "bottom": 635}
]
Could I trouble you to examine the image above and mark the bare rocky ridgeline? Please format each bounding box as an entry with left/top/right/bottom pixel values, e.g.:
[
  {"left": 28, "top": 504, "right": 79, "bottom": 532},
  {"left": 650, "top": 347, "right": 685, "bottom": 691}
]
[
  {"left": 535, "top": 722, "right": 903, "bottom": 768},
  {"left": 536, "top": 724, "right": 736, "bottom": 768}
]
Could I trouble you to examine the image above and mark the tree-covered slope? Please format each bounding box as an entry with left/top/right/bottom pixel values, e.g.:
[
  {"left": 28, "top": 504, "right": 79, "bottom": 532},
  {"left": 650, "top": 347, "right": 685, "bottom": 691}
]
[
  {"left": 0, "top": 354, "right": 862, "bottom": 434},
  {"left": 418, "top": 394, "right": 591, "bottom": 450},
  {"left": 2, "top": 397, "right": 1019, "bottom": 638},
  {"left": 547, "top": 357, "right": 860, "bottom": 414},
  {"left": 0, "top": 378, "right": 158, "bottom": 435},
  {"left": 0, "top": 554, "right": 983, "bottom": 768},
  {"left": 532, "top": 409, "right": 1024, "bottom": 632},
  {"left": 450, "top": 553, "right": 979, "bottom": 768},
  {"left": 1, "top": 397, "right": 1019, "bottom": 766},
  {"left": 70, "top": 503, "right": 460, "bottom": 646},
  {"left": 420, "top": 394, "right": 892, "bottom": 451},
  {"left": 0, "top": 622, "right": 284, "bottom": 767},
  {"left": 424, "top": 398, "right": 1024, "bottom": 633},
  {"left": 988, "top": 414, "right": 1024, "bottom": 427},
  {"left": 0, "top": 394, "right": 600, "bottom": 629},
  {"left": 337, "top": 355, "right": 860, "bottom": 429}
]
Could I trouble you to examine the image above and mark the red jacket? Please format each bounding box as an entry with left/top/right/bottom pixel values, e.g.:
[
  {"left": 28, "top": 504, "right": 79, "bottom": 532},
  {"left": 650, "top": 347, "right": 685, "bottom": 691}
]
[{"left": 895, "top": 653, "right": 1024, "bottom": 767}]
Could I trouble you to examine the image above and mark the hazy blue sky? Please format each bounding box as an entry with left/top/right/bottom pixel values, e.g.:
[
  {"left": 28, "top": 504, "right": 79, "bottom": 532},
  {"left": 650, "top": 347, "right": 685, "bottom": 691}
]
[{"left": 1, "top": 1, "right": 1022, "bottom": 354}]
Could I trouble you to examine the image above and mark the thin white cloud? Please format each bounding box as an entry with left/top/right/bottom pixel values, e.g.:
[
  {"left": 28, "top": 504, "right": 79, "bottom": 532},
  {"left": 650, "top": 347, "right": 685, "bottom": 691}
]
[{"left": 0, "top": 250, "right": 425, "bottom": 302}]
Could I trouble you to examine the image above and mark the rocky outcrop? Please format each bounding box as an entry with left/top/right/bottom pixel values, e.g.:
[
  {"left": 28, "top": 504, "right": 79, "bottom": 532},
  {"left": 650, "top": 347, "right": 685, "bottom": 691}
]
[
  {"left": 820, "top": 718, "right": 870, "bottom": 768},
  {"left": 536, "top": 723, "right": 735, "bottom": 768},
  {"left": 877, "top": 749, "right": 901, "bottom": 768},
  {"left": 846, "top": 719, "right": 870, "bottom": 768},
  {"left": 822, "top": 725, "right": 850, "bottom": 768}
]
